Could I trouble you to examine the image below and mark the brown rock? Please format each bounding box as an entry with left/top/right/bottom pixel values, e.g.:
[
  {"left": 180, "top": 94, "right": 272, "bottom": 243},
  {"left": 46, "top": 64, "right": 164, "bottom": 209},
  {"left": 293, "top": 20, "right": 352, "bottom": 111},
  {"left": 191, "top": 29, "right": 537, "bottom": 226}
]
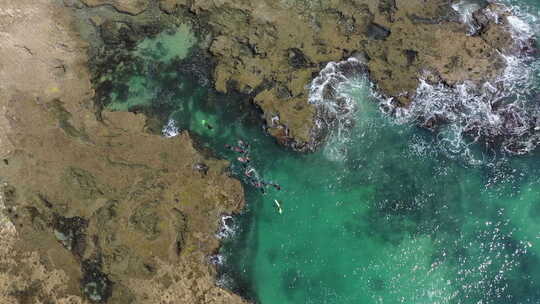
[
  {"left": 0, "top": 0, "right": 246, "bottom": 303},
  {"left": 166, "top": 0, "right": 518, "bottom": 149},
  {"left": 80, "top": 0, "right": 149, "bottom": 15}
]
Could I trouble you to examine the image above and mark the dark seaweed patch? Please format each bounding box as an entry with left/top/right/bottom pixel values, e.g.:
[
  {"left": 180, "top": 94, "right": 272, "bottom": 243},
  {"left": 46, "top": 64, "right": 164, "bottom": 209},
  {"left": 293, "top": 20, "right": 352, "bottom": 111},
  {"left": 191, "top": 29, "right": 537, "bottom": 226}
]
[
  {"left": 53, "top": 214, "right": 88, "bottom": 257},
  {"left": 81, "top": 259, "right": 113, "bottom": 304}
]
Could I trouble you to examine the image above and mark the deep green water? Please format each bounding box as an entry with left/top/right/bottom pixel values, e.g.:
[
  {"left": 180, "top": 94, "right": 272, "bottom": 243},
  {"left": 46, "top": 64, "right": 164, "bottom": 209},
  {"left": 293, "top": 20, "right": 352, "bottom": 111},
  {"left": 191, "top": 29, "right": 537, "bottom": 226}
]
[{"left": 105, "top": 1, "right": 540, "bottom": 303}]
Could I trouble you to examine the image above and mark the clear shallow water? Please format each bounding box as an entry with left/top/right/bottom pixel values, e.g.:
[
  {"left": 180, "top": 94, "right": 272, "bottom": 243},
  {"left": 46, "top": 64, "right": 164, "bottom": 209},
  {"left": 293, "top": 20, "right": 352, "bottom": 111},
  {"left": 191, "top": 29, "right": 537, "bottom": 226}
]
[{"left": 105, "top": 2, "right": 540, "bottom": 303}]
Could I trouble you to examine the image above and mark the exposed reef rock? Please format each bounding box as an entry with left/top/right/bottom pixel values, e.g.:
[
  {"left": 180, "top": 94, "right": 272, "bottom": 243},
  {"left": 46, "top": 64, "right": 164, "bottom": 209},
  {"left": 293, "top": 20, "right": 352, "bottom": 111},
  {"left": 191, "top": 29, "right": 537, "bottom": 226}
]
[
  {"left": 71, "top": 0, "right": 526, "bottom": 152},
  {"left": 0, "top": 1, "right": 246, "bottom": 303},
  {"left": 0, "top": 0, "right": 532, "bottom": 302},
  {"left": 80, "top": 0, "right": 149, "bottom": 15},
  {"left": 154, "top": 0, "right": 521, "bottom": 151}
]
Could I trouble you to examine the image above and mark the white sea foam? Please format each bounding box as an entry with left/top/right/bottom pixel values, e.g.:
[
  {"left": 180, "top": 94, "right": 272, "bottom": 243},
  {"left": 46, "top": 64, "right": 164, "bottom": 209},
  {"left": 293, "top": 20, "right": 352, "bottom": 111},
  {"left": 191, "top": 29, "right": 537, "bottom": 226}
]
[
  {"left": 308, "top": 1, "right": 538, "bottom": 162},
  {"left": 162, "top": 118, "right": 181, "bottom": 138},
  {"left": 308, "top": 57, "right": 372, "bottom": 161},
  {"left": 452, "top": 0, "right": 483, "bottom": 34},
  {"left": 209, "top": 254, "right": 225, "bottom": 265},
  {"left": 393, "top": 4, "right": 538, "bottom": 160},
  {"left": 391, "top": 8, "right": 538, "bottom": 158},
  {"left": 216, "top": 214, "right": 237, "bottom": 239}
]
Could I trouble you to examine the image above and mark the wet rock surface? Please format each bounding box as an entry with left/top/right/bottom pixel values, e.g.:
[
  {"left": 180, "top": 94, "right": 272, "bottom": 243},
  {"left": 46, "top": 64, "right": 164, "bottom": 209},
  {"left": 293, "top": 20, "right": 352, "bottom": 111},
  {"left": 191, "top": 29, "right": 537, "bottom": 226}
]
[
  {"left": 169, "top": 0, "right": 522, "bottom": 151},
  {"left": 0, "top": 0, "right": 246, "bottom": 303},
  {"left": 79, "top": 0, "right": 149, "bottom": 15},
  {"left": 71, "top": 0, "right": 526, "bottom": 151}
]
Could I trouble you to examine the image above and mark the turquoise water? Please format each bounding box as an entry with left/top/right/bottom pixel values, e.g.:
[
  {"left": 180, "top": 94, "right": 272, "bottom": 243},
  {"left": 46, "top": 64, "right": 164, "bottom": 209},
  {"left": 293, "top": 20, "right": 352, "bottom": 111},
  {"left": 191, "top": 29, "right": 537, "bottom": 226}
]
[{"left": 104, "top": 2, "right": 540, "bottom": 303}]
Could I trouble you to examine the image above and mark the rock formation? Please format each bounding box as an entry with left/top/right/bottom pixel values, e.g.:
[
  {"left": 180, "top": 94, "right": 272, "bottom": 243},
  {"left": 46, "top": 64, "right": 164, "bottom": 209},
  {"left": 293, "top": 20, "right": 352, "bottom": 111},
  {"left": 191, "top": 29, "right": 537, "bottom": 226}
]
[
  {"left": 163, "top": 0, "right": 522, "bottom": 150},
  {"left": 0, "top": 1, "right": 245, "bottom": 303},
  {"left": 0, "top": 0, "right": 529, "bottom": 303}
]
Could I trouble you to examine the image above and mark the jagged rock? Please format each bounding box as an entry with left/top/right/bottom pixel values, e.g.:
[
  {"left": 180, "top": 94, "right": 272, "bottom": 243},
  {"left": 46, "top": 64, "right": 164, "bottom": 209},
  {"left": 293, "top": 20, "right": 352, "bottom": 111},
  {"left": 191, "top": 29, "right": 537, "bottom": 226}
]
[
  {"left": 80, "top": 0, "right": 149, "bottom": 15},
  {"left": 159, "top": 0, "right": 189, "bottom": 14},
  {"left": 99, "top": 20, "right": 137, "bottom": 45}
]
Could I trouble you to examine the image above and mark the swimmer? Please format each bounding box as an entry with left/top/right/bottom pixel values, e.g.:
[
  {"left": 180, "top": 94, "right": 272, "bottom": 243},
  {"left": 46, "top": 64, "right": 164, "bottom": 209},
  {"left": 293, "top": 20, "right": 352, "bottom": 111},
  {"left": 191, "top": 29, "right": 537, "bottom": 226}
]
[
  {"left": 237, "top": 156, "right": 250, "bottom": 163},
  {"left": 266, "top": 182, "right": 281, "bottom": 191},
  {"left": 238, "top": 139, "right": 250, "bottom": 150},
  {"left": 252, "top": 180, "right": 267, "bottom": 193},
  {"left": 245, "top": 167, "right": 255, "bottom": 177},
  {"left": 232, "top": 146, "right": 245, "bottom": 154}
]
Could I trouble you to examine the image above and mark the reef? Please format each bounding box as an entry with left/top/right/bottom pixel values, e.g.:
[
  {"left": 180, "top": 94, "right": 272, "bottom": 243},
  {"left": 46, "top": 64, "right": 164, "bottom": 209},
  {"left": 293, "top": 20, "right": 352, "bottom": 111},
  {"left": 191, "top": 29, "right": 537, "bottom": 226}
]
[
  {"left": 75, "top": 0, "right": 531, "bottom": 151},
  {"left": 157, "top": 0, "right": 528, "bottom": 151},
  {"left": 0, "top": 0, "right": 533, "bottom": 303},
  {"left": 0, "top": 0, "right": 246, "bottom": 303}
]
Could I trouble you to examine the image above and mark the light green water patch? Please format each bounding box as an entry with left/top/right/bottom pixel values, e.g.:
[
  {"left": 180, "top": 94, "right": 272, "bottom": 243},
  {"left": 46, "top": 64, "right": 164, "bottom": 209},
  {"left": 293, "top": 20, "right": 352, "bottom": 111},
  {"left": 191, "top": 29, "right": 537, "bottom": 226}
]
[
  {"left": 104, "top": 24, "right": 197, "bottom": 112},
  {"left": 135, "top": 24, "right": 197, "bottom": 62},
  {"left": 107, "top": 75, "right": 154, "bottom": 111}
]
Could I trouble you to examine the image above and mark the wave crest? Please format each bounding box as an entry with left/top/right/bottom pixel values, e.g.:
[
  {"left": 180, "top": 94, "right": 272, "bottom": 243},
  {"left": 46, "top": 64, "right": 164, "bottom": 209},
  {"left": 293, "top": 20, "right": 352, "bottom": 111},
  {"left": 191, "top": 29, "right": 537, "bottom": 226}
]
[
  {"left": 308, "top": 2, "right": 538, "bottom": 160},
  {"left": 390, "top": 8, "right": 539, "bottom": 156},
  {"left": 308, "top": 57, "right": 371, "bottom": 160}
]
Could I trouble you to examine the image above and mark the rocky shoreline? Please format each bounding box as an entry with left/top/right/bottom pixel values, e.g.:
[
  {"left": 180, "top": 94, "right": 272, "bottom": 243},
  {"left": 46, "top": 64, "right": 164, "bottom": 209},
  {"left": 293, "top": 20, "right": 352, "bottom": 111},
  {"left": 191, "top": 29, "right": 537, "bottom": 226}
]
[
  {"left": 77, "top": 0, "right": 534, "bottom": 152},
  {"left": 180, "top": 0, "right": 529, "bottom": 151},
  {"left": 0, "top": 0, "right": 534, "bottom": 303},
  {"left": 0, "top": 1, "right": 246, "bottom": 303}
]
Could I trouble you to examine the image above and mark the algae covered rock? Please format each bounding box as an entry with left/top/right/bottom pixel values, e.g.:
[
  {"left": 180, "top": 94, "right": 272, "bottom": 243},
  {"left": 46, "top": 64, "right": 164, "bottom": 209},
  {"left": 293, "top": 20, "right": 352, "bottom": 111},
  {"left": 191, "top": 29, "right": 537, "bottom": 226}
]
[
  {"left": 74, "top": 0, "right": 523, "bottom": 151},
  {"left": 179, "top": 0, "right": 521, "bottom": 150},
  {"left": 80, "top": 0, "right": 149, "bottom": 15},
  {"left": 0, "top": 1, "right": 246, "bottom": 303}
]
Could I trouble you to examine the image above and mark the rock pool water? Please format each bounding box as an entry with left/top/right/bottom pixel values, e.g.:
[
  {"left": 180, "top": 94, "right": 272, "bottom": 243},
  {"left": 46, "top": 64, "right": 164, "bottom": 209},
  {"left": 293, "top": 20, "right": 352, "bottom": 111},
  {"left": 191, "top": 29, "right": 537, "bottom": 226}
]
[{"left": 104, "top": 1, "right": 540, "bottom": 302}]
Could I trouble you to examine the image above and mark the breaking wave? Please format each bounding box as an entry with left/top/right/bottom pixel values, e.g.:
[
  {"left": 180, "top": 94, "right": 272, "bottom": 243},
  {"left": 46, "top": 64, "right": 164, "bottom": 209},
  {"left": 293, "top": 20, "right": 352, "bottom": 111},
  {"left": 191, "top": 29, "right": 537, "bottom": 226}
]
[
  {"left": 309, "top": 1, "right": 539, "bottom": 162},
  {"left": 162, "top": 118, "right": 181, "bottom": 138},
  {"left": 217, "top": 215, "right": 237, "bottom": 239},
  {"left": 452, "top": 0, "right": 484, "bottom": 34},
  {"left": 308, "top": 57, "right": 373, "bottom": 161},
  {"left": 390, "top": 2, "right": 539, "bottom": 158}
]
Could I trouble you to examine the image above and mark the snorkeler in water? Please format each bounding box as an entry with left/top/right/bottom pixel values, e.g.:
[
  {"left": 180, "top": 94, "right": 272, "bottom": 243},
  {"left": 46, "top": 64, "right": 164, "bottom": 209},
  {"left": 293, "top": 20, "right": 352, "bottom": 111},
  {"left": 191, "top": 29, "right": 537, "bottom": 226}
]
[
  {"left": 238, "top": 139, "right": 250, "bottom": 150},
  {"left": 237, "top": 156, "right": 250, "bottom": 163},
  {"left": 228, "top": 140, "right": 281, "bottom": 194},
  {"left": 226, "top": 140, "right": 251, "bottom": 156},
  {"left": 233, "top": 146, "right": 246, "bottom": 154},
  {"left": 251, "top": 177, "right": 267, "bottom": 192},
  {"left": 245, "top": 167, "right": 255, "bottom": 177}
]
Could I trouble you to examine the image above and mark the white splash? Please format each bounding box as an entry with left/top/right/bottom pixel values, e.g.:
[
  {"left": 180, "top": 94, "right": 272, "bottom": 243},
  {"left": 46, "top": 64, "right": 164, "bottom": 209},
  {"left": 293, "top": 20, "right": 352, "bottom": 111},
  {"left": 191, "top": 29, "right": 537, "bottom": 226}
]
[
  {"left": 308, "top": 1, "right": 538, "bottom": 161},
  {"left": 308, "top": 57, "right": 371, "bottom": 161},
  {"left": 216, "top": 215, "right": 237, "bottom": 239},
  {"left": 209, "top": 254, "right": 225, "bottom": 265},
  {"left": 452, "top": 0, "right": 483, "bottom": 34},
  {"left": 389, "top": 6, "right": 539, "bottom": 159},
  {"left": 162, "top": 118, "right": 181, "bottom": 138}
]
